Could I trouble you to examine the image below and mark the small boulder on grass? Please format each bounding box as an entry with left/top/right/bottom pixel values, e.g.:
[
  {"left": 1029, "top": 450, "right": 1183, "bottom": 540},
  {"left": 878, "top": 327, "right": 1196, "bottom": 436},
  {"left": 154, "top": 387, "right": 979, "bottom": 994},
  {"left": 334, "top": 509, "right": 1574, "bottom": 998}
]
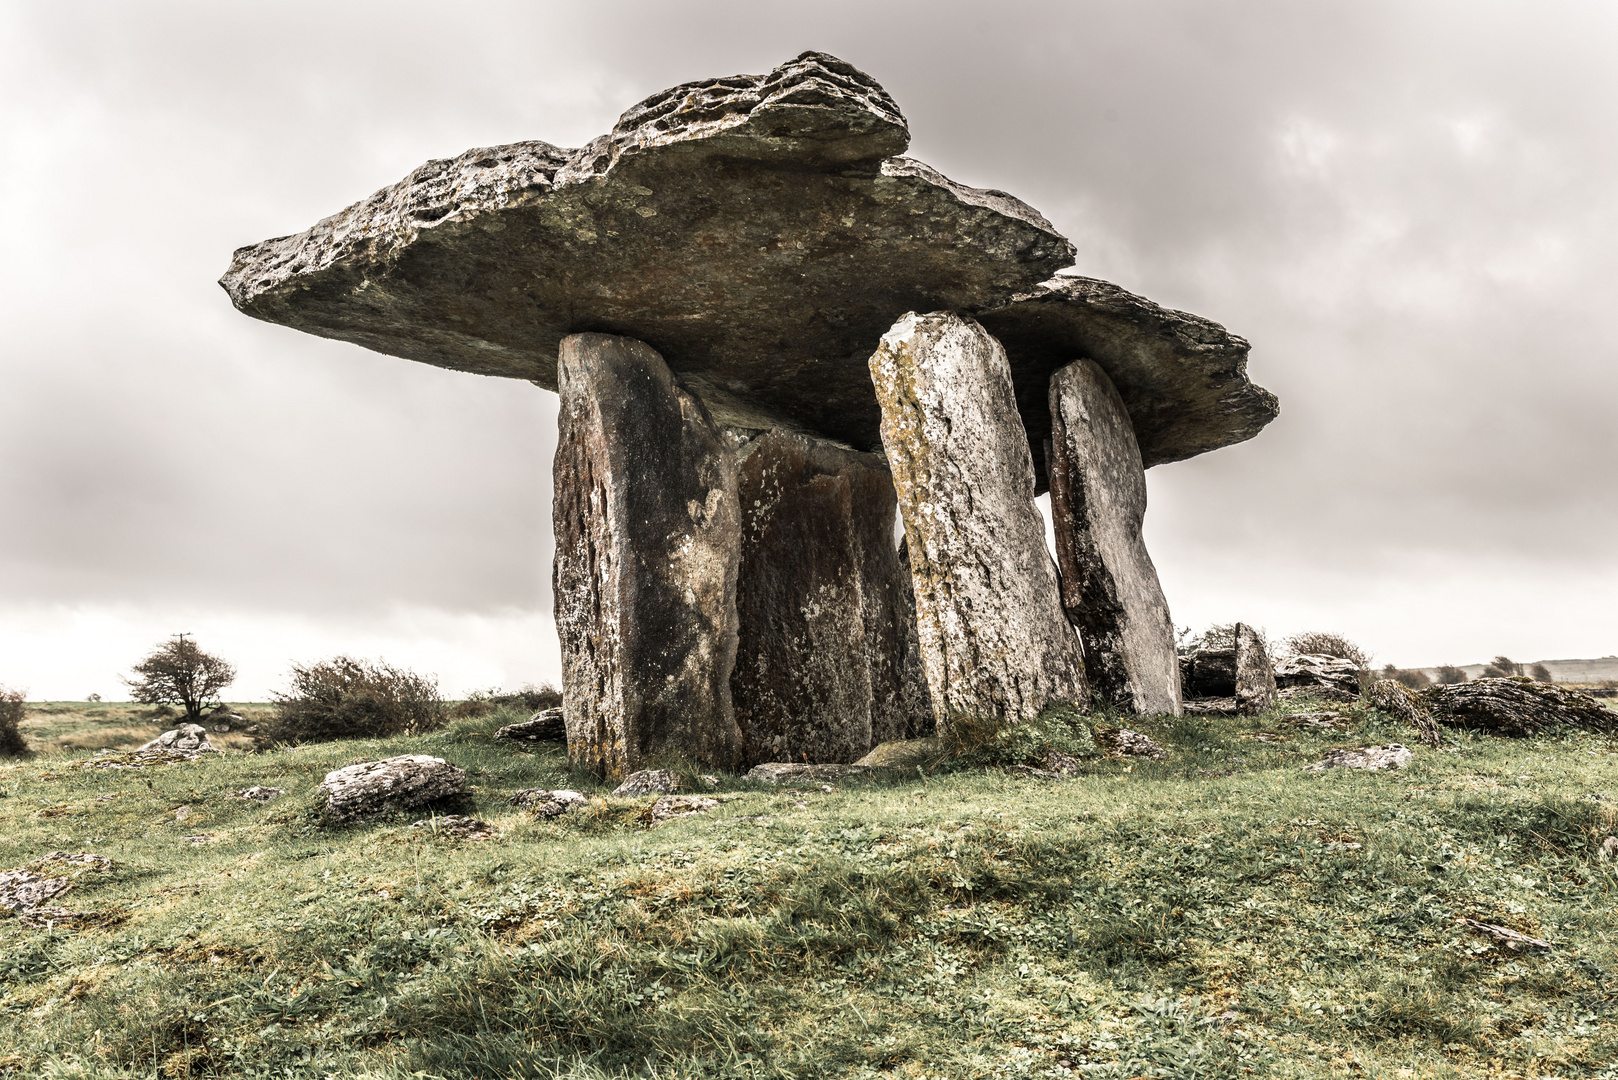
[
  {"left": 495, "top": 707, "right": 566, "bottom": 743},
  {"left": 1094, "top": 727, "right": 1167, "bottom": 760},
  {"left": 611, "top": 769, "right": 682, "bottom": 797},
  {"left": 510, "top": 788, "right": 587, "bottom": 819},
  {"left": 1423, "top": 677, "right": 1616, "bottom": 737},
  {"left": 317, "top": 754, "right": 467, "bottom": 823},
  {"left": 641, "top": 795, "right": 718, "bottom": 827},
  {"left": 1303, "top": 744, "right": 1413, "bottom": 772},
  {"left": 136, "top": 724, "right": 217, "bottom": 755},
  {"left": 854, "top": 737, "right": 947, "bottom": 768}
]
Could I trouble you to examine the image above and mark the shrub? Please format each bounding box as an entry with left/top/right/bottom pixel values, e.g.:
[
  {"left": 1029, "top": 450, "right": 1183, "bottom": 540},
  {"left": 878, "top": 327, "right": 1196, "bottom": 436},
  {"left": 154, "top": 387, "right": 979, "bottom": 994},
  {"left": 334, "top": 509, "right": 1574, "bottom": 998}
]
[
  {"left": 0, "top": 686, "right": 27, "bottom": 756},
  {"left": 1483, "top": 655, "right": 1524, "bottom": 679},
  {"left": 1435, "top": 664, "right": 1468, "bottom": 684},
  {"left": 1382, "top": 664, "right": 1432, "bottom": 689},
  {"left": 261, "top": 656, "right": 446, "bottom": 744},
  {"left": 1281, "top": 631, "right": 1371, "bottom": 671},
  {"left": 491, "top": 684, "right": 562, "bottom": 713},
  {"left": 1529, "top": 663, "right": 1553, "bottom": 682},
  {"left": 945, "top": 700, "right": 1098, "bottom": 768},
  {"left": 123, "top": 634, "right": 236, "bottom": 720}
]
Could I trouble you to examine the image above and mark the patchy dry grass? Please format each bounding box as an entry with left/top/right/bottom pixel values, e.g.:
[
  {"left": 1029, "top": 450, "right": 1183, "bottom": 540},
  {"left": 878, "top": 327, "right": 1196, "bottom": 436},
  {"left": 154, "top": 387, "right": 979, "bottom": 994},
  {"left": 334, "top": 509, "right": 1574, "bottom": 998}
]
[
  {"left": 17, "top": 702, "right": 271, "bottom": 756},
  {"left": 3, "top": 700, "right": 1618, "bottom": 1078}
]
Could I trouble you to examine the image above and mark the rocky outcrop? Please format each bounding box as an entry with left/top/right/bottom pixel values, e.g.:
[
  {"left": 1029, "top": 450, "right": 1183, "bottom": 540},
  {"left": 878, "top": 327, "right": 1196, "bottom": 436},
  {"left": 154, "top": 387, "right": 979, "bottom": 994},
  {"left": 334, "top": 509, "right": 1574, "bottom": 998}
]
[
  {"left": 1096, "top": 728, "right": 1168, "bottom": 759},
  {"left": 1183, "top": 644, "right": 1238, "bottom": 698},
  {"left": 1234, "top": 623, "right": 1277, "bottom": 715},
  {"left": 1274, "top": 653, "right": 1362, "bottom": 697},
  {"left": 746, "top": 762, "right": 869, "bottom": 784},
  {"left": 553, "top": 333, "right": 744, "bottom": 781},
  {"left": 494, "top": 708, "right": 566, "bottom": 743},
  {"left": 642, "top": 795, "right": 719, "bottom": 827},
  {"left": 870, "top": 312, "right": 1087, "bottom": 731},
  {"left": 317, "top": 755, "right": 467, "bottom": 823},
  {"left": 611, "top": 770, "right": 685, "bottom": 797},
  {"left": 511, "top": 789, "right": 588, "bottom": 819},
  {"left": 136, "top": 724, "right": 218, "bottom": 755},
  {"left": 1048, "top": 358, "right": 1180, "bottom": 715},
  {"left": 235, "top": 786, "right": 284, "bottom": 801},
  {"left": 1366, "top": 679, "right": 1442, "bottom": 747},
  {"left": 729, "top": 429, "right": 929, "bottom": 764},
  {"left": 1303, "top": 745, "right": 1413, "bottom": 772},
  {"left": 1424, "top": 677, "right": 1617, "bottom": 736}
]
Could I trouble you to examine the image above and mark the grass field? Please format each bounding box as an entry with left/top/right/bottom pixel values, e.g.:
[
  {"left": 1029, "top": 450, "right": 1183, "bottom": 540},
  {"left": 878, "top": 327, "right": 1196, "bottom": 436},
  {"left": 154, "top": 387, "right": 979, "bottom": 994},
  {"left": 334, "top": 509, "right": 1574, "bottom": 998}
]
[{"left": 3, "top": 698, "right": 1618, "bottom": 1079}]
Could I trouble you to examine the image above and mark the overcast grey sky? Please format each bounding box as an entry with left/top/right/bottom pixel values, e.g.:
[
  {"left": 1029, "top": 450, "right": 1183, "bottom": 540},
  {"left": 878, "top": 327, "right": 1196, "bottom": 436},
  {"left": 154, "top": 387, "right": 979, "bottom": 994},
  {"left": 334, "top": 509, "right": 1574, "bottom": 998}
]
[{"left": 2, "top": 0, "right": 1614, "bottom": 699}]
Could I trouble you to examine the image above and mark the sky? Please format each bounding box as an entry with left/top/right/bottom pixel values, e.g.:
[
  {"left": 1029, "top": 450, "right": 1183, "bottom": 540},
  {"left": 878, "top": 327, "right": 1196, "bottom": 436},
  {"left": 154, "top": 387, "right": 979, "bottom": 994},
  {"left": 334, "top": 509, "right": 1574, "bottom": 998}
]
[{"left": 2, "top": 0, "right": 1614, "bottom": 700}]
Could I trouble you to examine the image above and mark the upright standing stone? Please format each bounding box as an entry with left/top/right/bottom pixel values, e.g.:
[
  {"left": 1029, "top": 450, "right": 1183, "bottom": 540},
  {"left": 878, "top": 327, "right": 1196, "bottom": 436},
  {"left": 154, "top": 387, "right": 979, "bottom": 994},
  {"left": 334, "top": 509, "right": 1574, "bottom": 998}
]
[
  {"left": 1234, "top": 623, "right": 1278, "bottom": 715},
  {"left": 1048, "top": 359, "right": 1181, "bottom": 716},
  {"left": 730, "top": 429, "right": 927, "bottom": 763},
  {"left": 869, "top": 311, "right": 1088, "bottom": 732},
  {"left": 553, "top": 333, "right": 744, "bottom": 780}
]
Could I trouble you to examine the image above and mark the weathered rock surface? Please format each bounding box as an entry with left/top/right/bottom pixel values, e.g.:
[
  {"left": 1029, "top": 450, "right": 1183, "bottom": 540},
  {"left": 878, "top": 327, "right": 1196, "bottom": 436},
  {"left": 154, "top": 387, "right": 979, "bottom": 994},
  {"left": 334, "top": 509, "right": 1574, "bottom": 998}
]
[
  {"left": 1098, "top": 728, "right": 1167, "bottom": 759},
  {"left": 510, "top": 788, "right": 588, "bottom": 819},
  {"left": 642, "top": 795, "right": 719, "bottom": 827},
  {"left": 236, "top": 786, "right": 284, "bottom": 801},
  {"left": 746, "top": 762, "right": 869, "bottom": 784},
  {"left": 978, "top": 274, "right": 1279, "bottom": 484},
  {"left": 220, "top": 52, "right": 1074, "bottom": 455},
  {"left": 729, "top": 429, "right": 929, "bottom": 764},
  {"left": 494, "top": 707, "right": 566, "bottom": 743},
  {"left": 870, "top": 312, "right": 1087, "bottom": 731},
  {"left": 1366, "top": 679, "right": 1442, "bottom": 747},
  {"left": 1274, "top": 653, "right": 1362, "bottom": 697},
  {"left": 412, "top": 815, "right": 496, "bottom": 840},
  {"left": 1048, "top": 358, "right": 1180, "bottom": 715},
  {"left": 136, "top": 724, "right": 218, "bottom": 755},
  {"left": 853, "top": 736, "right": 947, "bottom": 769},
  {"left": 1181, "top": 697, "right": 1238, "bottom": 715},
  {"left": 1279, "top": 684, "right": 1359, "bottom": 705},
  {"left": 1183, "top": 644, "right": 1238, "bottom": 698},
  {"left": 1303, "top": 744, "right": 1413, "bottom": 772},
  {"left": 554, "top": 333, "right": 744, "bottom": 780},
  {"left": 611, "top": 770, "right": 685, "bottom": 797},
  {"left": 0, "top": 868, "right": 73, "bottom": 912},
  {"left": 1234, "top": 624, "right": 1277, "bottom": 716},
  {"left": 317, "top": 755, "right": 467, "bottom": 822},
  {"left": 1284, "top": 711, "right": 1349, "bottom": 731},
  {"left": 1424, "top": 677, "right": 1617, "bottom": 736}
]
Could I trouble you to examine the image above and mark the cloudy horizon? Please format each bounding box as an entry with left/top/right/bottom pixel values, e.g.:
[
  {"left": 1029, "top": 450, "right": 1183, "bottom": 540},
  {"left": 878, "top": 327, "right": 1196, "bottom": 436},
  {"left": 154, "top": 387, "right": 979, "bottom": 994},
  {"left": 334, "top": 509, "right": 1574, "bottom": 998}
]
[{"left": 3, "top": 1, "right": 1614, "bottom": 700}]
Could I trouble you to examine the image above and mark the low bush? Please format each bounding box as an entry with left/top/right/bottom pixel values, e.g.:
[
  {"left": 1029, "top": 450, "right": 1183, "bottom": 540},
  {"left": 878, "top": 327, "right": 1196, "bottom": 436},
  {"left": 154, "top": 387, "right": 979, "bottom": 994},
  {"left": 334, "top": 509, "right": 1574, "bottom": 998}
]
[
  {"left": 260, "top": 656, "right": 446, "bottom": 745},
  {"left": 449, "top": 684, "right": 562, "bottom": 719},
  {"left": 1281, "top": 630, "right": 1371, "bottom": 671},
  {"left": 0, "top": 686, "right": 26, "bottom": 756}
]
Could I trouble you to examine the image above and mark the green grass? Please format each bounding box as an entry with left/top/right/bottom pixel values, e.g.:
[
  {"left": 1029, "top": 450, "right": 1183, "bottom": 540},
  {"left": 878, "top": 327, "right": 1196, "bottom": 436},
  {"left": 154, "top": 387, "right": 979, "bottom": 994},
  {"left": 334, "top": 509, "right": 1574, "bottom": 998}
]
[{"left": 3, "top": 701, "right": 1618, "bottom": 1079}]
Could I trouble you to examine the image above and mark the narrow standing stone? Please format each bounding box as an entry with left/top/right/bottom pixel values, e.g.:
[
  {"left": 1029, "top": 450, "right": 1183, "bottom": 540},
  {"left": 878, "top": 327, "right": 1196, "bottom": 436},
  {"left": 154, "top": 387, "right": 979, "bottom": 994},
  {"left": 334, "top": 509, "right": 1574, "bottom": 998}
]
[
  {"left": 1234, "top": 623, "right": 1278, "bottom": 715},
  {"left": 1048, "top": 358, "right": 1182, "bottom": 715},
  {"left": 553, "top": 333, "right": 744, "bottom": 781},
  {"left": 869, "top": 311, "right": 1088, "bottom": 732}
]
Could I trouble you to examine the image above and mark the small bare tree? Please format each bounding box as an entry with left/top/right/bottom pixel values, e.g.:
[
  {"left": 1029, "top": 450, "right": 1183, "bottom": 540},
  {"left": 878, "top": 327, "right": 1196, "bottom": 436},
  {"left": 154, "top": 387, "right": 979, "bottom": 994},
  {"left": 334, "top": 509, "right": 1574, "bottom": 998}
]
[
  {"left": 123, "top": 634, "right": 237, "bottom": 721},
  {"left": 1529, "top": 663, "right": 1552, "bottom": 682},
  {"left": 1482, "top": 655, "right": 1524, "bottom": 679},
  {"left": 0, "top": 686, "right": 27, "bottom": 756}
]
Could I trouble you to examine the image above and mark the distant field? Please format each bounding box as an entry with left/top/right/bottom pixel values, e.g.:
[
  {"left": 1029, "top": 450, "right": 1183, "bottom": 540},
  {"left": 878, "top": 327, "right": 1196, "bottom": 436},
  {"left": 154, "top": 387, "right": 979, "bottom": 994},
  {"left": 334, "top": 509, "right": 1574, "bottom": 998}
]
[
  {"left": 3, "top": 701, "right": 1618, "bottom": 1078},
  {"left": 16, "top": 701, "right": 273, "bottom": 756}
]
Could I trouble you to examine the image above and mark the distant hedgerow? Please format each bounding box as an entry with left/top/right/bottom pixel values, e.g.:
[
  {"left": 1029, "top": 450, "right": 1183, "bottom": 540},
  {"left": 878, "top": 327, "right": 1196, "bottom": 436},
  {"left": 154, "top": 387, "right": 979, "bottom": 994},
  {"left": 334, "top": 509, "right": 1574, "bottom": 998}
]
[
  {"left": 261, "top": 656, "right": 446, "bottom": 745},
  {"left": 0, "top": 686, "right": 26, "bottom": 756}
]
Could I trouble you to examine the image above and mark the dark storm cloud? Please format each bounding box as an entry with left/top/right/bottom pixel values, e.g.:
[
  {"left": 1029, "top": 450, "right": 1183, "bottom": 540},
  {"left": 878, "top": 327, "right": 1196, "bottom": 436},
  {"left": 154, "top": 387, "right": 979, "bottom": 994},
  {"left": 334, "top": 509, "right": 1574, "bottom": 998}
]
[{"left": 1, "top": 0, "right": 1614, "bottom": 683}]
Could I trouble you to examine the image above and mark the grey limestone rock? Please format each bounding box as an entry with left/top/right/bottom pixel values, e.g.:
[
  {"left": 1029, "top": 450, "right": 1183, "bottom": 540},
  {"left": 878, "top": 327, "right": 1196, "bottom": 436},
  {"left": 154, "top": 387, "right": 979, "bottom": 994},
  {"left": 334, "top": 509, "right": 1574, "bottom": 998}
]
[
  {"left": 611, "top": 769, "right": 684, "bottom": 797},
  {"left": 1274, "top": 653, "right": 1362, "bottom": 697},
  {"left": 978, "top": 273, "right": 1279, "bottom": 486},
  {"left": 136, "top": 724, "right": 218, "bottom": 755},
  {"left": 746, "top": 762, "right": 869, "bottom": 784},
  {"left": 236, "top": 786, "right": 284, "bottom": 801},
  {"left": 729, "top": 428, "right": 928, "bottom": 765},
  {"left": 316, "top": 754, "right": 467, "bottom": 823},
  {"left": 510, "top": 788, "right": 588, "bottom": 819},
  {"left": 1100, "top": 728, "right": 1168, "bottom": 759},
  {"left": 1423, "top": 677, "right": 1617, "bottom": 736},
  {"left": 494, "top": 707, "right": 566, "bottom": 743},
  {"left": 1183, "top": 643, "right": 1238, "bottom": 698},
  {"left": 1234, "top": 623, "right": 1277, "bottom": 716},
  {"left": 0, "top": 868, "right": 73, "bottom": 912},
  {"left": 553, "top": 333, "right": 744, "bottom": 781},
  {"left": 1303, "top": 744, "right": 1413, "bottom": 772},
  {"left": 1048, "top": 358, "right": 1180, "bottom": 715},
  {"left": 1366, "top": 679, "right": 1442, "bottom": 747},
  {"left": 870, "top": 311, "right": 1087, "bottom": 732},
  {"left": 643, "top": 795, "right": 719, "bottom": 827},
  {"left": 220, "top": 52, "right": 1072, "bottom": 455}
]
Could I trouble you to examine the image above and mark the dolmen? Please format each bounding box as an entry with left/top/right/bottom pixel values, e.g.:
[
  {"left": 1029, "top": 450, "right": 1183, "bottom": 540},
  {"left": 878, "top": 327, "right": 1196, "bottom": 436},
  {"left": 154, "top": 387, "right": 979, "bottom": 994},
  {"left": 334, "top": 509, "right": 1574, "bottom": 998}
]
[{"left": 221, "top": 51, "right": 1277, "bottom": 781}]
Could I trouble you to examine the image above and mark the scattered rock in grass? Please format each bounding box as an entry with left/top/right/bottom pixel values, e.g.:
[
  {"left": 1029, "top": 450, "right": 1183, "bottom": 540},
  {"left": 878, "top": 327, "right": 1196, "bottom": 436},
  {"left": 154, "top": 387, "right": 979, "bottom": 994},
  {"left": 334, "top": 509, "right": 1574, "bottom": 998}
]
[
  {"left": 854, "top": 737, "right": 947, "bottom": 768},
  {"left": 36, "top": 852, "right": 111, "bottom": 870},
  {"left": 236, "top": 786, "right": 284, "bottom": 801},
  {"left": 641, "top": 795, "right": 719, "bottom": 827},
  {"left": 1008, "top": 748, "right": 1084, "bottom": 780},
  {"left": 137, "top": 724, "right": 218, "bottom": 755},
  {"left": 510, "top": 788, "right": 588, "bottom": 819},
  {"left": 1366, "top": 678, "right": 1442, "bottom": 747},
  {"left": 1279, "top": 684, "right": 1358, "bottom": 705},
  {"left": 611, "top": 769, "right": 683, "bottom": 796},
  {"left": 1599, "top": 836, "right": 1618, "bottom": 861},
  {"left": 746, "top": 762, "right": 870, "bottom": 784},
  {"left": 1240, "top": 730, "right": 1288, "bottom": 743},
  {"left": 1285, "top": 712, "right": 1349, "bottom": 731},
  {"left": 1181, "top": 697, "right": 1236, "bottom": 715},
  {"left": 245, "top": 725, "right": 260, "bottom": 734},
  {"left": 411, "top": 815, "right": 495, "bottom": 840},
  {"left": 1457, "top": 917, "right": 1553, "bottom": 950},
  {"left": 494, "top": 707, "right": 566, "bottom": 743},
  {"left": 1274, "top": 653, "right": 1362, "bottom": 697},
  {"left": 174, "top": 806, "right": 192, "bottom": 822},
  {"left": 0, "top": 868, "right": 73, "bottom": 912},
  {"left": 317, "top": 754, "right": 468, "bottom": 823},
  {"left": 1424, "top": 677, "right": 1617, "bottom": 736},
  {"left": 181, "top": 834, "right": 216, "bottom": 844},
  {"left": 1303, "top": 744, "right": 1413, "bottom": 772},
  {"left": 83, "top": 746, "right": 212, "bottom": 770},
  {"left": 699, "top": 774, "right": 720, "bottom": 789},
  {"left": 1096, "top": 728, "right": 1167, "bottom": 759}
]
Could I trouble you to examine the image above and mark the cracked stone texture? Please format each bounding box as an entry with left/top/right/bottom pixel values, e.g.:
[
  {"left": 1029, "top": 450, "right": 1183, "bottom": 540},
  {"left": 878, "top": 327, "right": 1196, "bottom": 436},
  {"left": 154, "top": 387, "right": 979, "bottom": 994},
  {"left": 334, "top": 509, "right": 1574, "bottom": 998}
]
[
  {"left": 1048, "top": 358, "right": 1180, "bottom": 716},
  {"left": 870, "top": 311, "right": 1087, "bottom": 732},
  {"left": 1234, "top": 623, "right": 1278, "bottom": 715},
  {"left": 554, "top": 334, "right": 744, "bottom": 781},
  {"left": 730, "top": 428, "right": 930, "bottom": 765},
  {"left": 979, "top": 273, "right": 1279, "bottom": 487},
  {"left": 317, "top": 755, "right": 467, "bottom": 823},
  {"left": 219, "top": 51, "right": 1074, "bottom": 455}
]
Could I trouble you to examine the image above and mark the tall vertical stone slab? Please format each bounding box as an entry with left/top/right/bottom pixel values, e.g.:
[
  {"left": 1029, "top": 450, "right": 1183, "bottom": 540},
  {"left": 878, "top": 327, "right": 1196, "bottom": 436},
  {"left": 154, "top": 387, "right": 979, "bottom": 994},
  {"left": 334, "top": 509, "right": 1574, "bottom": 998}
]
[
  {"left": 1234, "top": 623, "right": 1278, "bottom": 715},
  {"left": 869, "top": 311, "right": 1088, "bottom": 731},
  {"left": 553, "top": 333, "right": 744, "bottom": 781},
  {"left": 1048, "top": 358, "right": 1182, "bottom": 716}
]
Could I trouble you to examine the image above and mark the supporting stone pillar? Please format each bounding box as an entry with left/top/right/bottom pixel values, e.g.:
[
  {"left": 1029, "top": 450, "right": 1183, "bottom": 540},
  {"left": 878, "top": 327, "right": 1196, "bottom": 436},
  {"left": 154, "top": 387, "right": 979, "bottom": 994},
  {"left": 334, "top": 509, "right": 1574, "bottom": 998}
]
[
  {"left": 1234, "top": 623, "right": 1277, "bottom": 715},
  {"left": 869, "top": 311, "right": 1088, "bottom": 732},
  {"left": 729, "top": 429, "right": 929, "bottom": 763},
  {"left": 1047, "top": 358, "right": 1182, "bottom": 716},
  {"left": 553, "top": 333, "right": 744, "bottom": 781}
]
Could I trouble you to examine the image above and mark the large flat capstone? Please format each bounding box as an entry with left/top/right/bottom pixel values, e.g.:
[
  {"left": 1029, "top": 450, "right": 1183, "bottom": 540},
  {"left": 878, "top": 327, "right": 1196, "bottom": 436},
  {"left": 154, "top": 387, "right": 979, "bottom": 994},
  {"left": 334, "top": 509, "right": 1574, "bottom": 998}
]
[
  {"left": 220, "top": 52, "right": 1273, "bottom": 468},
  {"left": 870, "top": 311, "right": 1088, "bottom": 729}
]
